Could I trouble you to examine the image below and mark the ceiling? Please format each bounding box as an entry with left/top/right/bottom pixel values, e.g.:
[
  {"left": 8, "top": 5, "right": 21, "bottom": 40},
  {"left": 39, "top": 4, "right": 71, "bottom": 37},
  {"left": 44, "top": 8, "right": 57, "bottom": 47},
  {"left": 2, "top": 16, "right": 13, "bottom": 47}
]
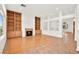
[{"left": 6, "top": 4, "right": 76, "bottom": 18}]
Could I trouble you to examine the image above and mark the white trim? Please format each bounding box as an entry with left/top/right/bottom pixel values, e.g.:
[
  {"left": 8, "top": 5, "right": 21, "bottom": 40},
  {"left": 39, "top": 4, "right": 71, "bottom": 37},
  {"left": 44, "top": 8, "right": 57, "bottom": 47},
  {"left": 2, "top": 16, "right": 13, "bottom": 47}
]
[
  {"left": 0, "top": 8, "right": 4, "bottom": 16},
  {"left": 0, "top": 35, "right": 4, "bottom": 41}
]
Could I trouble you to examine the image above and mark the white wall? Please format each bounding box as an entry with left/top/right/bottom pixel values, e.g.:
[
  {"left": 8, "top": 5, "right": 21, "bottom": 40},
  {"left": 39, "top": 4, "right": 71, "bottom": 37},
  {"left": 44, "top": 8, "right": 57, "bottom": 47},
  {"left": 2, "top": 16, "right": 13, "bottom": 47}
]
[
  {"left": 41, "top": 11, "right": 74, "bottom": 38},
  {"left": 41, "top": 11, "right": 63, "bottom": 38},
  {"left": 22, "top": 13, "right": 27, "bottom": 37},
  {"left": 0, "top": 4, "right": 6, "bottom": 54},
  {"left": 22, "top": 13, "right": 35, "bottom": 37},
  {"left": 76, "top": 4, "right": 79, "bottom": 51}
]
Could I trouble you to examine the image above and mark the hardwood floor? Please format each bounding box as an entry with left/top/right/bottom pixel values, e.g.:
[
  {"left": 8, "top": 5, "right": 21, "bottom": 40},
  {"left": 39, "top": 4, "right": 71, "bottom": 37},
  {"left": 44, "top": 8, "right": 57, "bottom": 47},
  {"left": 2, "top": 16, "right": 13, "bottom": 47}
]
[{"left": 3, "top": 33, "right": 76, "bottom": 54}]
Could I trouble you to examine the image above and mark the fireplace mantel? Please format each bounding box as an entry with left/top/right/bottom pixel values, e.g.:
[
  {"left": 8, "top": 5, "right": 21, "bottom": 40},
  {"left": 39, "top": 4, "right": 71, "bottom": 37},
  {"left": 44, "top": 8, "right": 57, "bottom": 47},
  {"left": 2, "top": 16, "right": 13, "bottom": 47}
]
[{"left": 25, "top": 28, "right": 33, "bottom": 31}]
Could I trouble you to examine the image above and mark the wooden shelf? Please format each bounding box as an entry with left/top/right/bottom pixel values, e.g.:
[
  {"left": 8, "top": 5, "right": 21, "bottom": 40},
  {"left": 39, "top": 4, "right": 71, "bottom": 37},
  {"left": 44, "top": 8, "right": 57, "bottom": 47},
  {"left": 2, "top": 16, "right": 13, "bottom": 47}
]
[
  {"left": 7, "top": 10, "right": 22, "bottom": 39},
  {"left": 35, "top": 17, "right": 40, "bottom": 30}
]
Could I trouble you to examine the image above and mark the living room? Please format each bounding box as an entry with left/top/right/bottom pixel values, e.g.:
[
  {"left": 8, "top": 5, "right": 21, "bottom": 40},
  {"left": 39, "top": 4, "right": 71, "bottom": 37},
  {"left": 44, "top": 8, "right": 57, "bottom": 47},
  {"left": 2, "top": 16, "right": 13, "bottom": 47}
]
[{"left": 0, "top": 4, "right": 79, "bottom": 54}]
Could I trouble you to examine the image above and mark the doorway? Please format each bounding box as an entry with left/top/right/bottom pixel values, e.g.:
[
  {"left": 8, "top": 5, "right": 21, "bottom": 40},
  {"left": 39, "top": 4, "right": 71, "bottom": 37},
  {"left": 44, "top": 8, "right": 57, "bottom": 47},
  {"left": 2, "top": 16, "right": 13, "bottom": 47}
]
[
  {"left": 62, "top": 18, "right": 75, "bottom": 40},
  {"left": 62, "top": 18, "right": 76, "bottom": 52},
  {"left": 35, "top": 16, "right": 41, "bottom": 35}
]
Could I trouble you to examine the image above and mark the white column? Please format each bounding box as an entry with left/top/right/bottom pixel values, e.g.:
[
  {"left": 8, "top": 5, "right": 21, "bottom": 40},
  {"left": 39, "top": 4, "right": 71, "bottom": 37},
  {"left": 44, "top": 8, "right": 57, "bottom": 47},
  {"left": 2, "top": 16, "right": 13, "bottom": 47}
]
[
  {"left": 76, "top": 4, "right": 79, "bottom": 51},
  {"left": 59, "top": 10, "right": 63, "bottom": 37}
]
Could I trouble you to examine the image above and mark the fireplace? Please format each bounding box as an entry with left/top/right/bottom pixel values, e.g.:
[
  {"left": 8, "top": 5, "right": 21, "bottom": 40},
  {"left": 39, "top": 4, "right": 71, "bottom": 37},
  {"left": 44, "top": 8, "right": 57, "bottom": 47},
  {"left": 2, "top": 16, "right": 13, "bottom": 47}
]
[
  {"left": 25, "top": 28, "right": 33, "bottom": 36},
  {"left": 26, "top": 31, "right": 32, "bottom": 36}
]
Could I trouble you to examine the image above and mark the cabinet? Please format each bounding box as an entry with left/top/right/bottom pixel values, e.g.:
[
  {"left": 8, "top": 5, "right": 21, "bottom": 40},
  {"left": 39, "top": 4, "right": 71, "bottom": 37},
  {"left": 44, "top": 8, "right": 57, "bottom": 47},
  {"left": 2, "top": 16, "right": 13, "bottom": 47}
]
[{"left": 7, "top": 10, "right": 22, "bottom": 39}]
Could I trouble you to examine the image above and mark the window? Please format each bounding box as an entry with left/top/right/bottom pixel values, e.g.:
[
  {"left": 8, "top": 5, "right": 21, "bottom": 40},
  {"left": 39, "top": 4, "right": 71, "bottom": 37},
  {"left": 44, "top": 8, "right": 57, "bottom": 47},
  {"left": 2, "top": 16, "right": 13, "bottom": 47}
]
[
  {"left": 43, "top": 21, "right": 48, "bottom": 30},
  {"left": 0, "top": 13, "right": 3, "bottom": 36},
  {"left": 49, "top": 20, "right": 59, "bottom": 31}
]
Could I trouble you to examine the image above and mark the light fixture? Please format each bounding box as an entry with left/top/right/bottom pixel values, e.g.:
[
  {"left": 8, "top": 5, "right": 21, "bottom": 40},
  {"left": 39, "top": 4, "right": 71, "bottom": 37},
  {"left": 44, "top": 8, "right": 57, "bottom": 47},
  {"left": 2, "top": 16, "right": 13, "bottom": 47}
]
[{"left": 56, "top": 8, "right": 59, "bottom": 10}]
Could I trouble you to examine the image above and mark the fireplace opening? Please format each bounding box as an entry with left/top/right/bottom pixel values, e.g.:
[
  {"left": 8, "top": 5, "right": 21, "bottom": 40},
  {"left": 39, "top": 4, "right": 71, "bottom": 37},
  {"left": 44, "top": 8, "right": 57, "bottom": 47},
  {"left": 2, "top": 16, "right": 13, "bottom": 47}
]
[
  {"left": 25, "top": 28, "right": 33, "bottom": 36},
  {"left": 26, "top": 31, "right": 32, "bottom": 36}
]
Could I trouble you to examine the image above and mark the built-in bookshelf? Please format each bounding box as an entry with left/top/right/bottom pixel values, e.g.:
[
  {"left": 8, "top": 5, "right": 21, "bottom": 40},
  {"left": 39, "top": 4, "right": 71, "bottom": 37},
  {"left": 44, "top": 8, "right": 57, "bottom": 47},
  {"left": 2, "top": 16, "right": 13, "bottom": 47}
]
[
  {"left": 35, "top": 17, "right": 41, "bottom": 35},
  {"left": 35, "top": 17, "right": 40, "bottom": 30},
  {"left": 7, "top": 10, "right": 22, "bottom": 39}
]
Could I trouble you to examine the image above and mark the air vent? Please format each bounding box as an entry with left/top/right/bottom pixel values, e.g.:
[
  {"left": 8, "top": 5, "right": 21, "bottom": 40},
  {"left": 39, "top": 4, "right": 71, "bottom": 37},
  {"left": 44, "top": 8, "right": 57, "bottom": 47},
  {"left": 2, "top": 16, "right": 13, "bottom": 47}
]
[{"left": 21, "top": 4, "right": 26, "bottom": 7}]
